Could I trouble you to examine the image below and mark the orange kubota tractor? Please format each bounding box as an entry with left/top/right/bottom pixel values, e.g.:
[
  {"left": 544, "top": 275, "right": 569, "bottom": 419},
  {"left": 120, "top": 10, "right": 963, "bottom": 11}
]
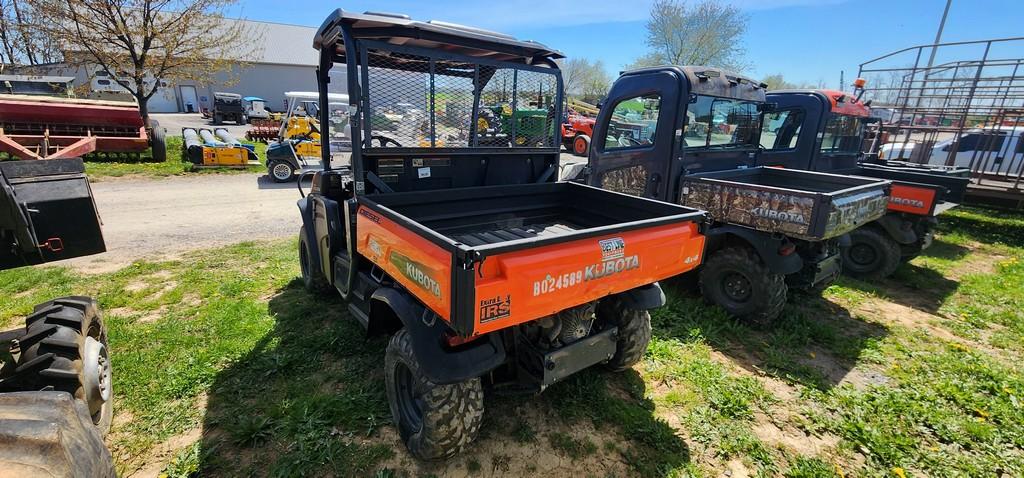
[{"left": 299, "top": 10, "right": 709, "bottom": 460}]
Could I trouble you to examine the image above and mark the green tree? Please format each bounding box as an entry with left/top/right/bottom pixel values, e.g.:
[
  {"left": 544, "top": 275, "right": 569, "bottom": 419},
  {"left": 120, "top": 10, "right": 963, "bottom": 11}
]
[{"left": 630, "top": 0, "right": 748, "bottom": 71}]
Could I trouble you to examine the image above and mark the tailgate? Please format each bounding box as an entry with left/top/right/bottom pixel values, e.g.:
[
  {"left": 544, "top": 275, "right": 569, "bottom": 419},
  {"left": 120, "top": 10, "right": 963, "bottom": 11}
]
[
  {"left": 470, "top": 221, "right": 705, "bottom": 334},
  {"left": 821, "top": 187, "right": 890, "bottom": 238}
]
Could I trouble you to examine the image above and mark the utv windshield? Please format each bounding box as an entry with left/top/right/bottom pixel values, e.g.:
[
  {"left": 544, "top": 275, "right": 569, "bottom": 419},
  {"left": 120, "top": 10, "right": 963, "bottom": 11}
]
[
  {"left": 683, "top": 95, "right": 761, "bottom": 149},
  {"left": 820, "top": 114, "right": 865, "bottom": 154}
]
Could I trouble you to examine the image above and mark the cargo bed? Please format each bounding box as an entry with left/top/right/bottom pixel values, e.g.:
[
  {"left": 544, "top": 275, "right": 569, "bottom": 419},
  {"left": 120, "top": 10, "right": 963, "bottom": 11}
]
[
  {"left": 838, "top": 165, "right": 969, "bottom": 215},
  {"left": 355, "top": 182, "right": 707, "bottom": 335},
  {"left": 679, "top": 167, "right": 890, "bottom": 241}
]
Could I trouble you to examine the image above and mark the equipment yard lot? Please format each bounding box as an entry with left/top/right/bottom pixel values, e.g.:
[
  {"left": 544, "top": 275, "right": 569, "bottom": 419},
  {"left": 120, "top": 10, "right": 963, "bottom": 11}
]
[{"left": 1, "top": 206, "right": 1021, "bottom": 477}]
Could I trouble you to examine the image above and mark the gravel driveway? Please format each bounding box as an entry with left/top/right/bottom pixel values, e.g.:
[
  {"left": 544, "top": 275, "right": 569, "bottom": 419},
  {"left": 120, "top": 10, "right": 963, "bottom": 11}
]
[{"left": 65, "top": 174, "right": 302, "bottom": 271}]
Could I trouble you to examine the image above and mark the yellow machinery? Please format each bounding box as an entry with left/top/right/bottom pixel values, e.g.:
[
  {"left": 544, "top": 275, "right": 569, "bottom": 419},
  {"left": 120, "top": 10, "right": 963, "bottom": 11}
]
[
  {"left": 182, "top": 128, "right": 259, "bottom": 167},
  {"left": 266, "top": 91, "right": 349, "bottom": 182}
]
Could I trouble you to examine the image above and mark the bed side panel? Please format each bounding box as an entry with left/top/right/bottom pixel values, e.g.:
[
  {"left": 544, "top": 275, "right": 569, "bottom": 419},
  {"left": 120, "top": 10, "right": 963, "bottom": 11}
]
[
  {"left": 472, "top": 222, "right": 704, "bottom": 335},
  {"left": 680, "top": 179, "right": 816, "bottom": 238},
  {"left": 355, "top": 206, "right": 453, "bottom": 321},
  {"left": 822, "top": 188, "right": 890, "bottom": 238}
]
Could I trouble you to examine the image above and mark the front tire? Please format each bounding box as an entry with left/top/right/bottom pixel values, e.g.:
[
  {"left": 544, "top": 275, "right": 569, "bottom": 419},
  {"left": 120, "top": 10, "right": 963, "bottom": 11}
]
[
  {"left": 299, "top": 226, "right": 331, "bottom": 294},
  {"left": 385, "top": 329, "right": 483, "bottom": 461},
  {"left": 149, "top": 120, "right": 167, "bottom": 162},
  {"left": 597, "top": 298, "right": 652, "bottom": 371},
  {"left": 572, "top": 134, "right": 591, "bottom": 156},
  {"left": 268, "top": 160, "right": 296, "bottom": 183},
  {"left": 8, "top": 297, "right": 112, "bottom": 434},
  {"left": 700, "top": 247, "right": 787, "bottom": 327},
  {"left": 842, "top": 227, "right": 901, "bottom": 280}
]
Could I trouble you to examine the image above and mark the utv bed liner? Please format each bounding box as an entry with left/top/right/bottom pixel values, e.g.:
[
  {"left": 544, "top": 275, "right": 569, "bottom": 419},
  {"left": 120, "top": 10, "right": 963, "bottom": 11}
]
[
  {"left": 364, "top": 182, "right": 703, "bottom": 253},
  {"left": 680, "top": 166, "right": 890, "bottom": 241}
]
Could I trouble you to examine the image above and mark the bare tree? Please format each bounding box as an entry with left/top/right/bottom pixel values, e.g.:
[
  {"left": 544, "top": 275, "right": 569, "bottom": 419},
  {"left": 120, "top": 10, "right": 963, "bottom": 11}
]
[
  {"left": 761, "top": 73, "right": 817, "bottom": 91},
  {"left": 0, "top": 0, "right": 60, "bottom": 66},
  {"left": 32, "top": 0, "right": 260, "bottom": 122},
  {"left": 630, "top": 0, "right": 748, "bottom": 71},
  {"left": 558, "top": 57, "right": 612, "bottom": 102}
]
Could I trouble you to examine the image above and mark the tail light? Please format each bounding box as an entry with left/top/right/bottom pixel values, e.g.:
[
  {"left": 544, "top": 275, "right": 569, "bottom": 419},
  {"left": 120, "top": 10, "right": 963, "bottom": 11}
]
[
  {"left": 445, "top": 332, "right": 483, "bottom": 347},
  {"left": 778, "top": 242, "right": 796, "bottom": 256}
]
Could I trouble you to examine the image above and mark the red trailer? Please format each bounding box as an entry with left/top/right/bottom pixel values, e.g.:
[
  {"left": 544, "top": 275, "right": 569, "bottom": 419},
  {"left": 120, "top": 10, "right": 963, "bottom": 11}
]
[{"left": 0, "top": 94, "right": 165, "bottom": 161}]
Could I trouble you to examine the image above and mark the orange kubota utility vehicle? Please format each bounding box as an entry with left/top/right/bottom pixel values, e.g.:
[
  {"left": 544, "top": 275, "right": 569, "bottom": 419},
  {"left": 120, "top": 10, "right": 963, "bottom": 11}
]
[{"left": 299, "top": 10, "right": 707, "bottom": 460}]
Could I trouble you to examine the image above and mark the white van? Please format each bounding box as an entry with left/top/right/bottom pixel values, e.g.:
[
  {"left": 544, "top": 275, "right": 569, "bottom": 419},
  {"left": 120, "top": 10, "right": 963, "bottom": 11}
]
[{"left": 880, "top": 126, "right": 1024, "bottom": 175}]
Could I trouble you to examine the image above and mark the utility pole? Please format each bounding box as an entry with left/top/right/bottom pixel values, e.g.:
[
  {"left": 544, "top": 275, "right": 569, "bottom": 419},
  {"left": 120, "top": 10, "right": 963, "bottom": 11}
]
[
  {"left": 912, "top": 0, "right": 953, "bottom": 120},
  {"left": 840, "top": 70, "right": 845, "bottom": 92}
]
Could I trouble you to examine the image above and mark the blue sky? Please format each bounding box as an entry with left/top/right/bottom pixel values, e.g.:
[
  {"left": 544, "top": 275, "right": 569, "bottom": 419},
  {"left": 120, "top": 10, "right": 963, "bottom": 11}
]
[{"left": 229, "top": 0, "right": 1024, "bottom": 88}]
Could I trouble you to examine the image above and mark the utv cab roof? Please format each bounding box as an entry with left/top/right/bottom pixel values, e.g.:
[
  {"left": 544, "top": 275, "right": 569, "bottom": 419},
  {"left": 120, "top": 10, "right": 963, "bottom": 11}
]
[
  {"left": 312, "top": 9, "right": 564, "bottom": 66},
  {"left": 768, "top": 89, "right": 871, "bottom": 117},
  {"left": 621, "top": 66, "right": 767, "bottom": 102}
]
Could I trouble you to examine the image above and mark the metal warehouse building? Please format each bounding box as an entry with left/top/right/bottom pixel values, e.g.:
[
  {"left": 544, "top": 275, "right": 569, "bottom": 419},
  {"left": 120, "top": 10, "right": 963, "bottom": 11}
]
[{"left": 53, "top": 19, "right": 327, "bottom": 113}]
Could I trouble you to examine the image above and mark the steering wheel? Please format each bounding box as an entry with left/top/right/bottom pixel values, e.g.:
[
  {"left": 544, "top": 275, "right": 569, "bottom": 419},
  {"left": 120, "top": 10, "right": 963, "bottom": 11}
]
[
  {"left": 370, "top": 135, "right": 402, "bottom": 147},
  {"left": 618, "top": 135, "right": 643, "bottom": 147}
]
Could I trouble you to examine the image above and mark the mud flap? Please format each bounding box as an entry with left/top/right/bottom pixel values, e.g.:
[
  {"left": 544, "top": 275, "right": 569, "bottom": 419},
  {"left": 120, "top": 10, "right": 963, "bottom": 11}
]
[
  {"left": 614, "top": 283, "right": 666, "bottom": 310},
  {"left": 0, "top": 159, "right": 105, "bottom": 269},
  {"left": 706, "top": 225, "right": 804, "bottom": 276},
  {"left": 874, "top": 214, "right": 918, "bottom": 245},
  {"left": 370, "top": 287, "right": 506, "bottom": 385}
]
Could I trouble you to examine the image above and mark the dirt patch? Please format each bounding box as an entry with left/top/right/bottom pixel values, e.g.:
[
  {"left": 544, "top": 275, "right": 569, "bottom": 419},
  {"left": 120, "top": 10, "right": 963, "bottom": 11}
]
[
  {"left": 373, "top": 402, "right": 630, "bottom": 477},
  {"left": 122, "top": 394, "right": 208, "bottom": 478},
  {"left": 857, "top": 298, "right": 959, "bottom": 342},
  {"left": 125, "top": 271, "right": 175, "bottom": 294},
  {"left": 946, "top": 245, "right": 1008, "bottom": 280}
]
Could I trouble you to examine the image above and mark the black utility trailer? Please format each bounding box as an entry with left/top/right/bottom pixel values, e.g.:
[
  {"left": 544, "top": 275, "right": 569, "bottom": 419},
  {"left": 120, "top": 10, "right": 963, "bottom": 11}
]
[
  {"left": 300, "top": 10, "right": 709, "bottom": 461},
  {"left": 579, "top": 66, "right": 893, "bottom": 325}
]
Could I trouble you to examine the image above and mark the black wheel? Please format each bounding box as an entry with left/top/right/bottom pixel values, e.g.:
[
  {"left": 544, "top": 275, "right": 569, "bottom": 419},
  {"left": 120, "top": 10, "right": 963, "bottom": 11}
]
[
  {"left": 842, "top": 227, "right": 901, "bottom": 280},
  {"left": 700, "top": 247, "right": 787, "bottom": 327},
  {"left": 213, "top": 114, "right": 223, "bottom": 125},
  {"left": 8, "top": 297, "right": 112, "bottom": 434},
  {"left": 149, "top": 121, "right": 167, "bottom": 162},
  {"left": 597, "top": 297, "right": 652, "bottom": 371},
  {"left": 268, "top": 160, "right": 296, "bottom": 183},
  {"left": 385, "top": 329, "right": 483, "bottom": 461},
  {"left": 299, "top": 226, "right": 331, "bottom": 294},
  {"left": 572, "top": 134, "right": 591, "bottom": 156}
]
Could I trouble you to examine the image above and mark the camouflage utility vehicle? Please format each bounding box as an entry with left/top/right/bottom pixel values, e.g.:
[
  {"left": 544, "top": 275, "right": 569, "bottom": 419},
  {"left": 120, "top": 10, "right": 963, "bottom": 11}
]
[
  {"left": 577, "top": 66, "right": 891, "bottom": 325},
  {"left": 759, "top": 87, "right": 969, "bottom": 279},
  {"left": 299, "top": 10, "right": 708, "bottom": 460},
  {"left": 0, "top": 158, "right": 115, "bottom": 476}
]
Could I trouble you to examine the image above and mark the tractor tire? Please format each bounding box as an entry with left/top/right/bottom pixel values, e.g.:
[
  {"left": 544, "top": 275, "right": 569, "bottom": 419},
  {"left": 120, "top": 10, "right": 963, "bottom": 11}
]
[
  {"left": 6, "top": 297, "right": 112, "bottom": 434},
  {"left": 268, "top": 160, "right": 296, "bottom": 183},
  {"left": 0, "top": 391, "right": 115, "bottom": 477},
  {"left": 299, "top": 226, "right": 331, "bottom": 294},
  {"left": 700, "top": 247, "right": 787, "bottom": 327},
  {"left": 842, "top": 227, "right": 901, "bottom": 280},
  {"left": 597, "top": 297, "right": 652, "bottom": 371},
  {"left": 385, "top": 329, "right": 483, "bottom": 461},
  {"left": 213, "top": 114, "right": 223, "bottom": 126},
  {"left": 572, "top": 134, "right": 591, "bottom": 157},
  {"left": 149, "top": 121, "right": 167, "bottom": 163}
]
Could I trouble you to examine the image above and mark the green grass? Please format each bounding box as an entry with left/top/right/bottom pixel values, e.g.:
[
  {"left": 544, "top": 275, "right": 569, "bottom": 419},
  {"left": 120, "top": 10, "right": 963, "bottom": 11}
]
[
  {"left": 83, "top": 136, "right": 267, "bottom": 180},
  {"left": 1, "top": 206, "right": 1023, "bottom": 476}
]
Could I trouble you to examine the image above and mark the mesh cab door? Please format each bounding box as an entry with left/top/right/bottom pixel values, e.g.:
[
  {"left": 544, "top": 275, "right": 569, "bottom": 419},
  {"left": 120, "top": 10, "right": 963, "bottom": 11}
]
[{"left": 0, "top": 159, "right": 105, "bottom": 269}]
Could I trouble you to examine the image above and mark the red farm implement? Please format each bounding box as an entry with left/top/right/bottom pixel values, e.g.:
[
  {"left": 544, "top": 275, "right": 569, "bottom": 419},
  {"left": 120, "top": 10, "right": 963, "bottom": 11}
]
[{"left": 0, "top": 95, "right": 165, "bottom": 161}]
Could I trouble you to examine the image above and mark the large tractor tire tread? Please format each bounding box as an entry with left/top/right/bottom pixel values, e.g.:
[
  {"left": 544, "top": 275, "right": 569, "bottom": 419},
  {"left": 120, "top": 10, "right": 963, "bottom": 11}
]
[
  {"left": 597, "top": 298, "right": 652, "bottom": 371},
  {"left": 0, "top": 391, "right": 115, "bottom": 477},
  {"left": 700, "top": 247, "right": 787, "bottom": 327},
  {"left": 385, "top": 329, "right": 483, "bottom": 461},
  {"left": 6, "top": 298, "right": 112, "bottom": 434}
]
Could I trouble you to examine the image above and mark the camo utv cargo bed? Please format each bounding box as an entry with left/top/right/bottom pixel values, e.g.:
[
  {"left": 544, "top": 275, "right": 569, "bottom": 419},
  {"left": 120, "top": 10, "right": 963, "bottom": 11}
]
[{"left": 679, "top": 167, "right": 890, "bottom": 241}]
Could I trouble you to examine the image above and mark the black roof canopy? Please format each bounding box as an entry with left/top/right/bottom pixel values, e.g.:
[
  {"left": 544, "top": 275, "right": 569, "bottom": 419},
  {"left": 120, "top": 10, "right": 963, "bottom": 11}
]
[{"left": 313, "top": 9, "right": 564, "bottom": 67}]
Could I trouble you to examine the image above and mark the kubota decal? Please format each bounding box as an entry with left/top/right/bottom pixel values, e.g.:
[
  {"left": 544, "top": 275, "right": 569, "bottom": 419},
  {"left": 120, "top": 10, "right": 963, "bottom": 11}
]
[
  {"left": 479, "top": 295, "right": 511, "bottom": 323},
  {"left": 390, "top": 250, "right": 441, "bottom": 298},
  {"left": 890, "top": 196, "right": 925, "bottom": 209},
  {"left": 533, "top": 238, "right": 641, "bottom": 296},
  {"left": 358, "top": 208, "right": 382, "bottom": 223},
  {"left": 750, "top": 207, "right": 807, "bottom": 224}
]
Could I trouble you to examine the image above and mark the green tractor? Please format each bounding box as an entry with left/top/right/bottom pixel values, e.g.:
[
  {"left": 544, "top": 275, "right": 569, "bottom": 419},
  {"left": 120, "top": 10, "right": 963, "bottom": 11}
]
[{"left": 476, "top": 103, "right": 554, "bottom": 147}]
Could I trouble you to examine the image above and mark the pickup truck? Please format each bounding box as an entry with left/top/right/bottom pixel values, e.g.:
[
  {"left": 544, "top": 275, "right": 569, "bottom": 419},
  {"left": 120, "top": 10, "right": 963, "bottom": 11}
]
[
  {"left": 301, "top": 10, "right": 708, "bottom": 461},
  {"left": 759, "top": 88, "right": 970, "bottom": 278},
  {"left": 576, "top": 66, "right": 890, "bottom": 325}
]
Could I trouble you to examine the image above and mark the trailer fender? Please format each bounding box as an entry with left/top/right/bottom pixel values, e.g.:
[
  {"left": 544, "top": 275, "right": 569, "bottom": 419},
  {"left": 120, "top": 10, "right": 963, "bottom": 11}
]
[
  {"left": 873, "top": 214, "right": 918, "bottom": 245},
  {"left": 369, "top": 287, "right": 507, "bottom": 385},
  {"left": 266, "top": 141, "right": 301, "bottom": 170},
  {"left": 706, "top": 225, "right": 803, "bottom": 275},
  {"left": 613, "top": 283, "right": 666, "bottom": 310}
]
